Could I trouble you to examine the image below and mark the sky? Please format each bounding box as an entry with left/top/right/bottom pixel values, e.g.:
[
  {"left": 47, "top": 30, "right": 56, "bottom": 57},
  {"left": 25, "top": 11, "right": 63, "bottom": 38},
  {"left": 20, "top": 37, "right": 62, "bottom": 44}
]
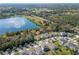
[{"left": 0, "top": 0, "right": 79, "bottom": 3}]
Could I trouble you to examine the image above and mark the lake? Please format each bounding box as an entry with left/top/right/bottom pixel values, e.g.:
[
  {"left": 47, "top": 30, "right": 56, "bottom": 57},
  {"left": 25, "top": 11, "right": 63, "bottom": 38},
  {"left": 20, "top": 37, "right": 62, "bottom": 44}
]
[{"left": 0, "top": 17, "right": 39, "bottom": 35}]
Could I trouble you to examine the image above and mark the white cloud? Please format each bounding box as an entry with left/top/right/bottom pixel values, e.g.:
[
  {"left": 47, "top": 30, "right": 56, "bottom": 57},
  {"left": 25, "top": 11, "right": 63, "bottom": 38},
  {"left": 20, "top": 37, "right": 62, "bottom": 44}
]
[{"left": 0, "top": 0, "right": 79, "bottom": 3}]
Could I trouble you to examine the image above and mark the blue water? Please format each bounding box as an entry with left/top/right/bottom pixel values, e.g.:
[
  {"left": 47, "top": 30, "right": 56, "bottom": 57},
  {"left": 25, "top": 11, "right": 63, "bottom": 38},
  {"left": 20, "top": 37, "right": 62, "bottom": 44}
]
[{"left": 0, "top": 17, "right": 38, "bottom": 35}]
